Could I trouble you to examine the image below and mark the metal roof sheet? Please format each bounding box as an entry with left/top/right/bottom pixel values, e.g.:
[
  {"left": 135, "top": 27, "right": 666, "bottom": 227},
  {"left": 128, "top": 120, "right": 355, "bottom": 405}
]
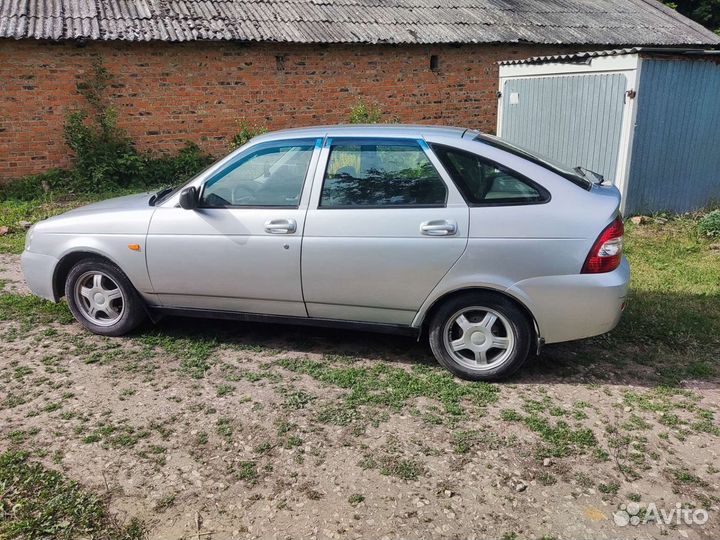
[
  {"left": 1, "top": 0, "right": 719, "bottom": 45},
  {"left": 498, "top": 47, "right": 720, "bottom": 65}
]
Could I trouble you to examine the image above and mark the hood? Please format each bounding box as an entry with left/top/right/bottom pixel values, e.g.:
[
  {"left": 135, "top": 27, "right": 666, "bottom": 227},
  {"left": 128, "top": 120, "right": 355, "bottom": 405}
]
[
  {"left": 37, "top": 192, "right": 156, "bottom": 235},
  {"left": 62, "top": 192, "right": 154, "bottom": 215}
]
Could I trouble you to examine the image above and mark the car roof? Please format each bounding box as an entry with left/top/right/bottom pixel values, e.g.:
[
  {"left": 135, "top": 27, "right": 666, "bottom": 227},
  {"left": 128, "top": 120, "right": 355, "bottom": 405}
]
[{"left": 252, "top": 124, "right": 477, "bottom": 143}]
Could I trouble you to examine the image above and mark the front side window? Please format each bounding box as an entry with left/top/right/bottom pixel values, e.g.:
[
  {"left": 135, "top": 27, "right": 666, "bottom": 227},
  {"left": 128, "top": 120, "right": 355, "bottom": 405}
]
[
  {"left": 201, "top": 140, "right": 316, "bottom": 207},
  {"left": 432, "top": 144, "right": 549, "bottom": 205},
  {"left": 320, "top": 140, "right": 447, "bottom": 208}
]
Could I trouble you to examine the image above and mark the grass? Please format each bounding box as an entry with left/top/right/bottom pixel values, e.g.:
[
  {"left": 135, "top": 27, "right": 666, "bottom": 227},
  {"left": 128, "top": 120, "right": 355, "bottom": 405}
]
[
  {"left": 610, "top": 216, "right": 720, "bottom": 382},
  {"left": 139, "top": 332, "right": 217, "bottom": 379},
  {"left": 0, "top": 451, "right": 144, "bottom": 540},
  {"left": 0, "top": 294, "right": 74, "bottom": 325},
  {"left": 276, "top": 356, "right": 499, "bottom": 421}
]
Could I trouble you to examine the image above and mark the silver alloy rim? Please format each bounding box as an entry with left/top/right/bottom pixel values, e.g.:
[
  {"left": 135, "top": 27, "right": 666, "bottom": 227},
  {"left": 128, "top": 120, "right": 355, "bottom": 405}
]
[
  {"left": 73, "top": 271, "right": 125, "bottom": 327},
  {"left": 442, "top": 306, "right": 515, "bottom": 371}
]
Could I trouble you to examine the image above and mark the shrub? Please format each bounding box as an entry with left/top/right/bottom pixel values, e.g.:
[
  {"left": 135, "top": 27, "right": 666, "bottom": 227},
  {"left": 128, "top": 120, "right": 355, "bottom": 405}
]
[
  {"left": 141, "top": 142, "right": 214, "bottom": 187},
  {"left": 64, "top": 109, "right": 144, "bottom": 192},
  {"left": 348, "top": 100, "right": 383, "bottom": 124},
  {"left": 0, "top": 169, "right": 71, "bottom": 201},
  {"left": 698, "top": 209, "right": 720, "bottom": 238},
  {"left": 63, "top": 61, "right": 145, "bottom": 193},
  {"left": 229, "top": 120, "right": 268, "bottom": 150}
]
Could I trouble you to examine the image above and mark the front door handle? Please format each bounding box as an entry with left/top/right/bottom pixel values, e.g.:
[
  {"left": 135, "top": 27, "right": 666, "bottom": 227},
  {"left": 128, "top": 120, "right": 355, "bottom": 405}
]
[
  {"left": 264, "top": 218, "right": 297, "bottom": 234},
  {"left": 420, "top": 220, "right": 457, "bottom": 236}
]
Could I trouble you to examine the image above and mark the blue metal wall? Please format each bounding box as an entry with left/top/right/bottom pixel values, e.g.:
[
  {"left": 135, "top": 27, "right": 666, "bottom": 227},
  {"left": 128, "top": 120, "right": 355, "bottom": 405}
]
[
  {"left": 501, "top": 74, "right": 627, "bottom": 182},
  {"left": 626, "top": 58, "right": 720, "bottom": 214}
]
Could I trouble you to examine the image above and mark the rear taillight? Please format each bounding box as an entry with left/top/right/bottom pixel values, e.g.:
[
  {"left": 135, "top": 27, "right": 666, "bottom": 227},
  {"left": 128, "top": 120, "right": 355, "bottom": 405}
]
[{"left": 581, "top": 216, "right": 624, "bottom": 274}]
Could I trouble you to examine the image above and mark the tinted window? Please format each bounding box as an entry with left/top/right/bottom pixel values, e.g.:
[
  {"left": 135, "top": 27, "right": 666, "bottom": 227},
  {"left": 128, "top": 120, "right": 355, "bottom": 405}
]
[
  {"left": 474, "top": 134, "right": 592, "bottom": 190},
  {"left": 201, "top": 140, "right": 315, "bottom": 207},
  {"left": 320, "top": 141, "right": 446, "bottom": 208},
  {"left": 432, "top": 144, "right": 548, "bottom": 205}
]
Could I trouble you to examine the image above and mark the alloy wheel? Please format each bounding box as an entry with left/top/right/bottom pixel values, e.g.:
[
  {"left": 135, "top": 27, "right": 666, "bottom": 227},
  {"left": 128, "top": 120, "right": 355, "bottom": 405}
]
[
  {"left": 442, "top": 306, "right": 515, "bottom": 371},
  {"left": 73, "top": 271, "right": 125, "bottom": 327}
]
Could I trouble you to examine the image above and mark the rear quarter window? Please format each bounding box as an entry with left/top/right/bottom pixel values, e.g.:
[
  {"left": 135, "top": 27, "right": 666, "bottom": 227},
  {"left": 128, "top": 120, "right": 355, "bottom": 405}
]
[
  {"left": 431, "top": 144, "right": 550, "bottom": 206},
  {"left": 474, "top": 134, "right": 592, "bottom": 191}
]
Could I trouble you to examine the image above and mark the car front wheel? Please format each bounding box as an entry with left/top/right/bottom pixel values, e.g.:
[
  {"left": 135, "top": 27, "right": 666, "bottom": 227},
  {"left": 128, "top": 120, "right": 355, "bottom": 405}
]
[
  {"left": 65, "top": 259, "right": 147, "bottom": 336},
  {"left": 428, "top": 292, "right": 532, "bottom": 381}
]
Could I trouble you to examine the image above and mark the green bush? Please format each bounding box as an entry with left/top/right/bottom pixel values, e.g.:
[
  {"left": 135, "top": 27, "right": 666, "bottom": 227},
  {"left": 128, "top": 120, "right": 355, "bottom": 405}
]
[
  {"left": 141, "top": 142, "right": 214, "bottom": 187},
  {"left": 229, "top": 120, "right": 268, "bottom": 150},
  {"left": 349, "top": 100, "right": 383, "bottom": 124},
  {"left": 698, "top": 209, "right": 720, "bottom": 238},
  {"left": 0, "top": 169, "right": 71, "bottom": 201},
  {"left": 63, "top": 109, "right": 144, "bottom": 193}
]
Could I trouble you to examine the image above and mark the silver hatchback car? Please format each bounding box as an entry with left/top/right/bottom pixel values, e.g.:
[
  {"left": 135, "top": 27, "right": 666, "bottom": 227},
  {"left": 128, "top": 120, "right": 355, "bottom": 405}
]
[{"left": 22, "top": 125, "right": 629, "bottom": 381}]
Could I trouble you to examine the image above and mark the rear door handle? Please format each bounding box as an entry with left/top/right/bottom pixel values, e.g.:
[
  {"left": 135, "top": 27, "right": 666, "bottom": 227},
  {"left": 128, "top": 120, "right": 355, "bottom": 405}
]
[
  {"left": 420, "top": 220, "right": 458, "bottom": 236},
  {"left": 264, "top": 218, "right": 297, "bottom": 234}
]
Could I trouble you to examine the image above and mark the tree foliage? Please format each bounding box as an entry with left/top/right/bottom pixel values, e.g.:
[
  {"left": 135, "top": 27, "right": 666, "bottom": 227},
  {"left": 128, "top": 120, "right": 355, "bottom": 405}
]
[{"left": 664, "top": 0, "right": 720, "bottom": 34}]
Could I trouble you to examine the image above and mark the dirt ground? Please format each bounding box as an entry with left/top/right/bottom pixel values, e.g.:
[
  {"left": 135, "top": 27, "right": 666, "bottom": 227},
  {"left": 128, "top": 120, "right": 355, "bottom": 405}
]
[{"left": 1, "top": 252, "right": 719, "bottom": 540}]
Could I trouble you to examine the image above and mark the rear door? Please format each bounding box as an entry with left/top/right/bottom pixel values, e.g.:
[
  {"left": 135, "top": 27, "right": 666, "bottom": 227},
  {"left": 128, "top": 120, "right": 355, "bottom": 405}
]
[{"left": 301, "top": 137, "right": 469, "bottom": 325}]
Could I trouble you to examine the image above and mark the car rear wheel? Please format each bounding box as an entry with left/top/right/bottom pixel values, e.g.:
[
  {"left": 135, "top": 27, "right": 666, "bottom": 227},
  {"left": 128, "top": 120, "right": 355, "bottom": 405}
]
[
  {"left": 65, "top": 259, "right": 147, "bottom": 336},
  {"left": 428, "top": 292, "right": 532, "bottom": 381}
]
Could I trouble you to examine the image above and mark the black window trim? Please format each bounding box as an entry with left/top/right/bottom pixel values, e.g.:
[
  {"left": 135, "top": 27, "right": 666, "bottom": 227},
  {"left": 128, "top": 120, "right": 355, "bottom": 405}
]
[
  {"left": 197, "top": 137, "right": 319, "bottom": 210},
  {"left": 317, "top": 137, "right": 448, "bottom": 210},
  {"left": 429, "top": 143, "right": 551, "bottom": 208}
]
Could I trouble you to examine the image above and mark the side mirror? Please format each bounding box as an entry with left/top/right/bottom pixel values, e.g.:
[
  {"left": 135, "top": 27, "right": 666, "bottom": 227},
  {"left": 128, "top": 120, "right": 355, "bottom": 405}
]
[{"left": 179, "top": 186, "right": 198, "bottom": 210}]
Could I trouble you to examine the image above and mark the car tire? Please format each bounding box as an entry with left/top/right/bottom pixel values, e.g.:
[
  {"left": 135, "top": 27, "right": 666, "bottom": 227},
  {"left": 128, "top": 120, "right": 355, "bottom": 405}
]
[
  {"left": 65, "top": 258, "right": 147, "bottom": 336},
  {"left": 428, "top": 292, "right": 532, "bottom": 381}
]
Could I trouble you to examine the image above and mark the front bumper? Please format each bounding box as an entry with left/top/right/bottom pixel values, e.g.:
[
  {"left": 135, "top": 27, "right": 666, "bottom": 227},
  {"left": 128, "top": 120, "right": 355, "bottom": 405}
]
[
  {"left": 21, "top": 250, "right": 59, "bottom": 302},
  {"left": 507, "top": 257, "right": 630, "bottom": 344}
]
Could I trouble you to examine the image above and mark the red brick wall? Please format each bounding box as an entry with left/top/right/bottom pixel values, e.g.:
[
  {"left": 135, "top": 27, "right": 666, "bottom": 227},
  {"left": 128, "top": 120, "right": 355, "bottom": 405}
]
[{"left": 0, "top": 39, "right": 571, "bottom": 180}]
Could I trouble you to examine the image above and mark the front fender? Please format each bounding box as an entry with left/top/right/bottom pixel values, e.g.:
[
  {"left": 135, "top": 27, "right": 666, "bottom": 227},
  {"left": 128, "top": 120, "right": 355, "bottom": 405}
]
[{"left": 31, "top": 233, "right": 156, "bottom": 300}]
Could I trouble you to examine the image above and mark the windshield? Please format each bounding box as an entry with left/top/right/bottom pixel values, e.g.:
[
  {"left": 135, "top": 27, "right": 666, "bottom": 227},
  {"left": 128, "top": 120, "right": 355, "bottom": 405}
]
[{"left": 474, "top": 134, "right": 593, "bottom": 190}]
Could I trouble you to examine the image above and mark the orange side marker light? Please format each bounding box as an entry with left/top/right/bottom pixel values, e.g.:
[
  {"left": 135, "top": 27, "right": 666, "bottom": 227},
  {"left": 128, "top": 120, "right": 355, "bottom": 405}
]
[{"left": 128, "top": 244, "right": 141, "bottom": 252}]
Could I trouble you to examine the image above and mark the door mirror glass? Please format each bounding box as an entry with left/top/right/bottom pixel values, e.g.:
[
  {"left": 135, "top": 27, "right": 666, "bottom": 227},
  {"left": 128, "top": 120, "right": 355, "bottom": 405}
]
[{"left": 179, "top": 186, "right": 198, "bottom": 210}]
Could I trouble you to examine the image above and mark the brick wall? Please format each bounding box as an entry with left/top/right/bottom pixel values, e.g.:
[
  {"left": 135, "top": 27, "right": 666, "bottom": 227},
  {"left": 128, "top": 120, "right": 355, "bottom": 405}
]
[{"left": 0, "top": 39, "right": 571, "bottom": 180}]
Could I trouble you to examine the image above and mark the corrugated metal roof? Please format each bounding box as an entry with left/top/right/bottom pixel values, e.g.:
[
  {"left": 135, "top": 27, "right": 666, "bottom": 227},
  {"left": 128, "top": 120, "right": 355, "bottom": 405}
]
[
  {"left": 498, "top": 47, "right": 720, "bottom": 65},
  {"left": 1, "top": 0, "right": 719, "bottom": 45}
]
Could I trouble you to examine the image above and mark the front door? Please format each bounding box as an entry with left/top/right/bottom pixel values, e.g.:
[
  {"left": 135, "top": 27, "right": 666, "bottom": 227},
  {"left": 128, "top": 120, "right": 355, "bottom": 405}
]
[
  {"left": 301, "top": 138, "right": 469, "bottom": 325},
  {"left": 146, "top": 138, "right": 320, "bottom": 317}
]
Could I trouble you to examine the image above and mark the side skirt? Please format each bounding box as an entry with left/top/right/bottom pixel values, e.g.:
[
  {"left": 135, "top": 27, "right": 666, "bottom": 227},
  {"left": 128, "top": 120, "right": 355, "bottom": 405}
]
[{"left": 150, "top": 306, "right": 420, "bottom": 337}]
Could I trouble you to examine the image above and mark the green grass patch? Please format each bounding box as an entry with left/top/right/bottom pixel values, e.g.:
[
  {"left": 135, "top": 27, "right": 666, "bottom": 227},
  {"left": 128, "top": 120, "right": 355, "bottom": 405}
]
[
  {"left": 0, "top": 451, "right": 144, "bottom": 539},
  {"left": 348, "top": 493, "right": 365, "bottom": 506},
  {"left": 503, "top": 410, "right": 598, "bottom": 458},
  {"left": 0, "top": 294, "right": 73, "bottom": 324},
  {"left": 360, "top": 453, "right": 424, "bottom": 481},
  {"left": 139, "top": 332, "right": 217, "bottom": 378},
  {"left": 276, "top": 356, "right": 499, "bottom": 422},
  {"left": 236, "top": 461, "right": 258, "bottom": 482},
  {"left": 609, "top": 216, "right": 720, "bottom": 381}
]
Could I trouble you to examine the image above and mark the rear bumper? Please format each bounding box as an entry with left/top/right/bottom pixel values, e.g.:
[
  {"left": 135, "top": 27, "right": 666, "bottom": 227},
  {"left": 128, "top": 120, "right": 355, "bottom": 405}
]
[
  {"left": 21, "top": 250, "right": 59, "bottom": 302},
  {"left": 507, "top": 257, "right": 630, "bottom": 344}
]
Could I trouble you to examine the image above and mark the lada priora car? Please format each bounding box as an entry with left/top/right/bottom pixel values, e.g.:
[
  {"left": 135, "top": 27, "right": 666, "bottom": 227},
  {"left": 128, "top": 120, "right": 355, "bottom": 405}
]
[{"left": 22, "top": 125, "right": 629, "bottom": 381}]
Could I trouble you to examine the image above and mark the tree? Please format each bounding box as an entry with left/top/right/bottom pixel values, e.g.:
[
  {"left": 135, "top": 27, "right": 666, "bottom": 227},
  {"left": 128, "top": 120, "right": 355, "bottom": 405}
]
[{"left": 664, "top": 0, "right": 720, "bottom": 34}]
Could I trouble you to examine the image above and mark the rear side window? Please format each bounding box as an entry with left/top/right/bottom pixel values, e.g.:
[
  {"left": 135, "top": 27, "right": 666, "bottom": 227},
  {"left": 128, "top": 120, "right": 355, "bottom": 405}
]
[
  {"left": 474, "top": 134, "right": 592, "bottom": 190},
  {"left": 320, "top": 140, "right": 447, "bottom": 208},
  {"left": 431, "top": 144, "right": 549, "bottom": 205}
]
